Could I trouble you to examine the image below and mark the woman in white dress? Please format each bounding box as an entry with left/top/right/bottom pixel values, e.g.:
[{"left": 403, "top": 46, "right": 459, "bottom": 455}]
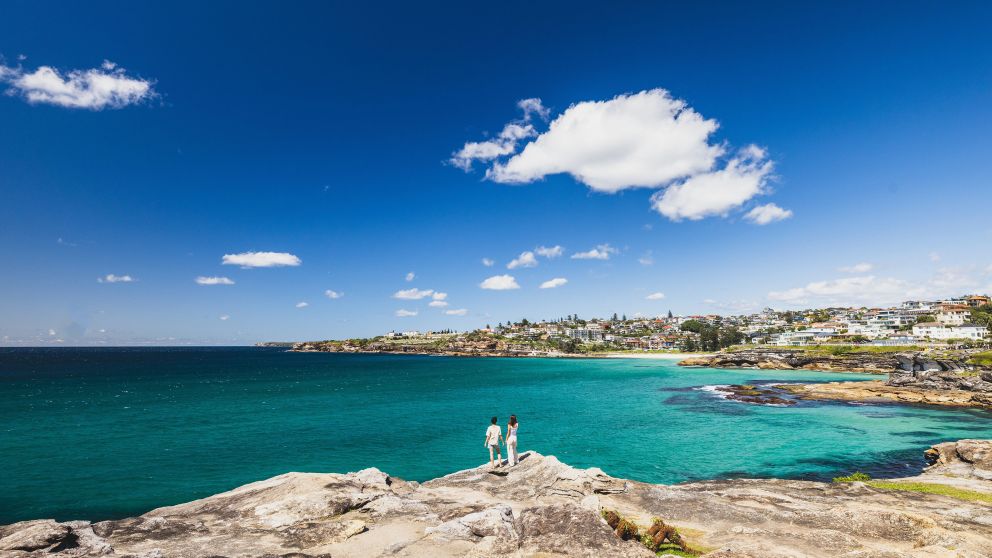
[{"left": 505, "top": 414, "right": 519, "bottom": 466}]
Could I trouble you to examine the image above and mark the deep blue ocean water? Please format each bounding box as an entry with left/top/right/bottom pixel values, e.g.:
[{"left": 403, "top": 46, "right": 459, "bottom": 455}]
[{"left": 3, "top": 347, "right": 992, "bottom": 524}]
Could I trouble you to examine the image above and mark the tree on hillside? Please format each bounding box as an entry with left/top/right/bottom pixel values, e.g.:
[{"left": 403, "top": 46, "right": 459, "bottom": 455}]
[{"left": 680, "top": 319, "right": 704, "bottom": 333}]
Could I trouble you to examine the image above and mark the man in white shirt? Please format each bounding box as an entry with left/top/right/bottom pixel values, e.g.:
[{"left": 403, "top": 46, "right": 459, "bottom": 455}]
[{"left": 484, "top": 416, "right": 504, "bottom": 469}]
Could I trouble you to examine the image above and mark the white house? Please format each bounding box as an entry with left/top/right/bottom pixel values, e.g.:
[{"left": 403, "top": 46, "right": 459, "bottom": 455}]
[
  {"left": 937, "top": 305, "right": 971, "bottom": 326},
  {"left": 912, "top": 322, "right": 988, "bottom": 341}
]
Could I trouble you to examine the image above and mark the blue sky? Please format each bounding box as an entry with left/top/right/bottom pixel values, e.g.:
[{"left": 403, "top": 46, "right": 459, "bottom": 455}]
[{"left": 1, "top": 1, "right": 991, "bottom": 345}]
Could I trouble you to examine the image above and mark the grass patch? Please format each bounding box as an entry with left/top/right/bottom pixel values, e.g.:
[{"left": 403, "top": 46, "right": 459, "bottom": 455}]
[
  {"left": 967, "top": 351, "right": 992, "bottom": 367},
  {"left": 864, "top": 481, "right": 992, "bottom": 503},
  {"left": 833, "top": 472, "right": 871, "bottom": 483}
]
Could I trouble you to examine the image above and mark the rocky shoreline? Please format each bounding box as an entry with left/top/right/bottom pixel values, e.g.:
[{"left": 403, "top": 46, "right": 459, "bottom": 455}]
[
  {"left": 677, "top": 348, "right": 981, "bottom": 374},
  {"left": 4, "top": 440, "right": 992, "bottom": 557}
]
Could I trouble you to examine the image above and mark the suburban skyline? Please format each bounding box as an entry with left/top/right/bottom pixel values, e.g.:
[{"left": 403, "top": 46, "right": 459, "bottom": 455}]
[{"left": 2, "top": 2, "right": 991, "bottom": 345}]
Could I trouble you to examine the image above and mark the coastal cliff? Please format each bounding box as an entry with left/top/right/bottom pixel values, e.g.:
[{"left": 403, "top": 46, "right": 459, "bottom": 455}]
[{"left": 4, "top": 441, "right": 992, "bottom": 558}]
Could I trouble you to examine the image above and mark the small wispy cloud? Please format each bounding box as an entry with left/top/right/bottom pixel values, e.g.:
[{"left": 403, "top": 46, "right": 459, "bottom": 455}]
[
  {"left": 535, "top": 245, "right": 563, "bottom": 258},
  {"left": 638, "top": 251, "right": 654, "bottom": 266},
  {"left": 432, "top": 292, "right": 448, "bottom": 301},
  {"left": 325, "top": 289, "right": 343, "bottom": 299},
  {"left": 429, "top": 300, "right": 449, "bottom": 307},
  {"left": 507, "top": 251, "right": 538, "bottom": 269},
  {"left": 482, "top": 258, "right": 495, "bottom": 267},
  {"left": 219, "top": 315, "right": 230, "bottom": 321},
  {"left": 480, "top": 274, "right": 520, "bottom": 290},
  {"left": 195, "top": 276, "right": 235, "bottom": 285},
  {"left": 646, "top": 292, "right": 666, "bottom": 300},
  {"left": 0, "top": 60, "right": 155, "bottom": 110},
  {"left": 929, "top": 251, "right": 941, "bottom": 263},
  {"left": 98, "top": 274, "right": 134, "bottom": 283},
  {"left": 393, "top": 288, "right": 434, "bottom": 300},
  {"left": 405, "top": 272, "right": 415, "bottom": 282},
  {"left": 445, "top": 308, "right": 468, "bottom": 316},
  {"left": 539, "top": 277, "right": 568, "bottom": 289},
  {"left": 395, "top": 309, "right": 418, "bottom": 317},
  {"left": 571, "top": 244, "right": 617, "bottom": 260},
  {"left": 743, "top": 203, "right": 793, "bottom": 225},
  {"left": 295, "top": 301, "right": 309, "bottom": 308},
  {"left": 222, "top": 251, "right": 301, "bottom": 268}
]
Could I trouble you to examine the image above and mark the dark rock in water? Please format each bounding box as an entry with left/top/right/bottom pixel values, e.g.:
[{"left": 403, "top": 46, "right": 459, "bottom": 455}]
[
  {"left": 716, "top": 384, "right": 796, "bottom": 406},
  {"left": 895, "top": 355, "right": 914, "bottom": 372}
]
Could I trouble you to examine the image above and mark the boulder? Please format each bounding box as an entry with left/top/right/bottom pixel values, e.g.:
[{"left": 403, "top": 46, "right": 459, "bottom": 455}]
[{"left": 0, "top": 520, "right": 72, "bottom": 552}]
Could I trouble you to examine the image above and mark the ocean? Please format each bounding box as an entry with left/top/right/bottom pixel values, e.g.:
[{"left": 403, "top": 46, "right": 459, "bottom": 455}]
[{"left": 3, "top": 347, "right": 992, "bottom": 524}]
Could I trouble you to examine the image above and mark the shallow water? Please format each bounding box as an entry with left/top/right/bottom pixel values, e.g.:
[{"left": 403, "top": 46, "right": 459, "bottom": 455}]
[{"left": 3, "top": 347, "right": 991, "bottom": 523}]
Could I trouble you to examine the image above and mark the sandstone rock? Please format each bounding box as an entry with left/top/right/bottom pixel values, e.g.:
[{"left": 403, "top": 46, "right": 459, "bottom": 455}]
[
  {"left": 6, "top": 445, "right": 992, "bottom": 558},
  {"left": 0, "top": 519, "right": 71, "bottom": 552},
  {"left": 514, "top": 503, "right": 653, "bottom": 557},
  {"left": 425, "top": 505, "right": 515, "bottom": 541}
]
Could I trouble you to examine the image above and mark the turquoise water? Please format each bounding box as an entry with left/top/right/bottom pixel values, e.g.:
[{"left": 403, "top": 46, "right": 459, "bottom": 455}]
[{"left": 3, "top": 347, "right": 992, "bottom": 524}]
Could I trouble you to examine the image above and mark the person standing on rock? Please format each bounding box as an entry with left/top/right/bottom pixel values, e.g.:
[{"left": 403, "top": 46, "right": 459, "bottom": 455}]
[
  {"left": 485, "top": 416, "right": 504, "bottom": 469},
  {"left": 506, "top": 415, "right": 519, "bottom": 466}
]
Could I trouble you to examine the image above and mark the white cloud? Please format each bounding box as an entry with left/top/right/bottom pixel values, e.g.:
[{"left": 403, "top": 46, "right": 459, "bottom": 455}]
[
  {"left": 393, "top": 288, "right": 434, "bottom": 300},
  {"left": 1, "top": 60, "right": 154, "bottom": 110},
  {"left": 395, "top": 309, "right": 418, "bottom": 317},
  {"left": 517, "top": 98, "right": 549, "bottom": 121},
  {"left": 48, "top": 329, "right": 56, "bottom": 336},
  {"left": 571, "top": 244, "right": 617, "bottom": 260},
  {"left": 767, "top": 269, "right": 985, "bottom": 307},
  {"left": 450, "top": 122, "right": 537, "bottom": 171},
  {"left": 195, "top": 276, "right": 235, "bottom": 285},
  {"left": 482, "top": 258, "right": 495, "bottom": 267},
  {"left": 929, "top": 252, "right": 942, "bottom": 263},
  {"left": 480, "top": 274, "right": 520, "bottom": 290},
  {"left": 743, "top": 202, "right": 792, "bottom": 225},
  {"left": 222, "top": 251, "right": 301, "bottom": 268},
  {"left": 646, "top": 292, "right": 666, "bottom": 300},
  {"left": 838, "top": 263, "right": 873, "bottom": 274},
  {"left": 535, "top": 245, "right": 563, "bottom": 258},
  {"left": 429, "top": 300, "right": 449, "bottom": 308},
  {"left": 539, "top": 277, "right": 568, "bottom": 289},
  {"left": 98, "top": 274, "right": 134, "bottom": 283},
  {"left": 507, "top": 251, "right": 538, "bottom": 269},
  {"left": 219, "top": 315, "right": 230, "bottom": 321},
  {"left": 445, "top": 308, "right": 468, "bottom": 316},
  {"left": 432, "top": 292, "right": 448, "bottom": 300},
  {"left": 324, "top": 289, "right": 343, "bottom": 299},
  {"left": 638, "top": 252, "right": 654, "bottom": 266},
  {"left": 651, "top": 146, "right": 774, "bottom": 221},
  {"left": 296, "top": 301, "right": 309, "bottom": 308},
  {"left": 455, "top": 89, "right": 782, "bottom": 223},
  {"left": 405, "top": 272, "right": 415, "bottom": 282},
  {"left": 487, "top": 89, "right": 721, "bottom": 192}
]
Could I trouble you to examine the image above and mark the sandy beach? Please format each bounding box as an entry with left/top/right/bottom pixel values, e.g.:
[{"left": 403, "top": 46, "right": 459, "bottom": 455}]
[{"left": 601, "top": 352, "right": 715, "bottom": 360}]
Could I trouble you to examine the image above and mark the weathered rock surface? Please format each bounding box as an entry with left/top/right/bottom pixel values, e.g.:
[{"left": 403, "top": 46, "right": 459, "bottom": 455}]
[
  {"left": 680, "top": 349, "right": 987, "bottom": 376},
  {"left": 780, "top": 379, "right": 992, "bottom": 410},
  {"left": 4, "top": 444, "right": 992, "bottom": 558}
]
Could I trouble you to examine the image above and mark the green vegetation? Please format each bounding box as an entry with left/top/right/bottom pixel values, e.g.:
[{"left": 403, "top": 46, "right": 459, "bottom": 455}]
[
  {"left": 970, "top": 304, "right": 992, "bottom": 328},
  {"left": 968, "top": 351, "right": 992, "bottom": 367},
  {"left": 679, "top": 320, "right": 743, "bottom": 352},
  {"left": 864, "top": 481, "right": 992, "bottom": 503},
  {"left": 601, "top": 510, "right": 699, "bottom": 556},
  {"left": 833, "top": 472, "right": 871, "bottom": 482},
  {"left": 835, "top": 472, "right": 992, "bottom": 503}
]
